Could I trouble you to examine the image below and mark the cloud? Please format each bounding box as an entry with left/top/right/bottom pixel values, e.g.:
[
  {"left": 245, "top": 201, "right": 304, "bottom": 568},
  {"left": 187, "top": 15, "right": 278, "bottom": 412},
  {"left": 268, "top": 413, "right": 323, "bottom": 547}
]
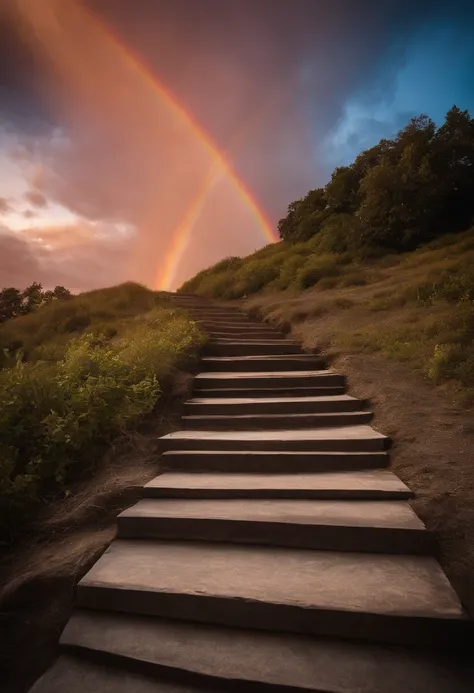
[
  {"left": 24, "top": 189, "right": 48, "bottom": 208},
  {"left": 0, "top": 225, "right": 40, "bottom": 288},
  {"left": 0, "top": 221, "right": 133, "bottom": 292},
  {"left": 0, "top": 197, "right": 13, "bottom": 214},
  {"left": 23, "top": 209, "right": 37, "bottom": 218}
]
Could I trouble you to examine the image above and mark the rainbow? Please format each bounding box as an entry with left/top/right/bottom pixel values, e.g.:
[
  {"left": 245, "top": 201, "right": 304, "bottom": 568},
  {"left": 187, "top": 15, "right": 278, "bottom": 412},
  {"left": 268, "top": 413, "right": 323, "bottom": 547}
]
[{"left": 87, "top": 6, "right": 277, "bottom": 290}]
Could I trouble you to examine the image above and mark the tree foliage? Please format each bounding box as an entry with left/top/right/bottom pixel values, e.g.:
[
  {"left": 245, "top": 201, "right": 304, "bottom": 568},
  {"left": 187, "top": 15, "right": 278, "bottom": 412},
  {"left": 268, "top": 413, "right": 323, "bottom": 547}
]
[
  {"left": 277, "top": 106, "right": 474, "bottom": 251},
  {"left": 0, "top": 282, "right": 71, "bottom": 323}
]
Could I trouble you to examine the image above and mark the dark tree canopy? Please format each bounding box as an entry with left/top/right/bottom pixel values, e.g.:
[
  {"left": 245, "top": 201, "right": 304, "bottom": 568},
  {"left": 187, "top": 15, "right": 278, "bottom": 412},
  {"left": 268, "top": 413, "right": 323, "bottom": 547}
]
[
  {"left": 277, "top": 106, "right": 474, "bottom": 252},
  {"left": 0, "top": 283, "right": 72, "bottom": 323}
]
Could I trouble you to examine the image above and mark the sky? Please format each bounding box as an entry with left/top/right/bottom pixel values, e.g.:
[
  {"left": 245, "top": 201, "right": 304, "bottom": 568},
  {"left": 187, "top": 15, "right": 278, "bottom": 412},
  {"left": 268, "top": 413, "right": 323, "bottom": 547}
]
[{"left": 1, "top": 0, "right": 473, "bottom": 292}]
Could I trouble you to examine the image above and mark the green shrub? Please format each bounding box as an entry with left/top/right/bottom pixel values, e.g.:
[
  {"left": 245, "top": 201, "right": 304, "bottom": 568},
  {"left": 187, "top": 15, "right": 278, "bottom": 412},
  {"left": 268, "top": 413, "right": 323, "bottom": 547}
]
[
  {"left": 0, "top": 291, "right": 204, "bottom": 544},
  {"left": 270, "top": 254, "right": 306, "bottom": 291},
  {"left": 295, "top": 254, "right": 340, "bottom": 290}
]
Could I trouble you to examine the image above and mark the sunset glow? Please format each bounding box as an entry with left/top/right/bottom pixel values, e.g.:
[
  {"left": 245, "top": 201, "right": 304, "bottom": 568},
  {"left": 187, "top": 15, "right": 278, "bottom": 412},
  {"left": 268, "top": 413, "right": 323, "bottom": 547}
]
[{"left": 12, "top": 0, "right": 275, "bottom": 290}]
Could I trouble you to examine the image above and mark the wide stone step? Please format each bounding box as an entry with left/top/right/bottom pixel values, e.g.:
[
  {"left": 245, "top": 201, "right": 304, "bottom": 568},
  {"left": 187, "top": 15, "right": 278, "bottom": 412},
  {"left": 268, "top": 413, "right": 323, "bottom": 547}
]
[
  {"left": 184, "top": 394, "right": 364, "bottom": 416},
  {"left": 193, "top": 316, "right": 255, "bottom": 325},
  {"left": 181, "top": 410, "right": 374, "bottom": 430},
  {"left": 200, "top": 355, "right": 327, "bottom": 372},
  {"left": 203, "top": 321, "right": 280, "bottom": 330},
  {"left": 144, "top": 470, "right": 409, "bottom": 499},
  {"left": 205, "top": 340, "right": 302, "bottom": 356},
  {"left": 117, "top": 498, "right": 431, "bottom": 554},
  {"left": 59, "top": 611, "right": 474, "bottom": 693},
  {"left": 207, "top": 329, "right": 287, "bottom": 340},
  {"left": 199, "top": 320, "right": 271, "bottom": 329},
  {"left": 193, "top": 385, "right": 347, "bottom": 398},
  {"left": 76, "top": 539, "right": 468, "bottom": 647},
  {"left": 160, "top": 450, "right": 389, "bottom": 473},
  {"left": 159, "top": 425, "right": 389, "bottom": 452},
  {"left": 195, "top": 370, "right": 344, "bottom": 389},
  {"left": 29, "top": 653, "right": 219, "bottom": 693}
]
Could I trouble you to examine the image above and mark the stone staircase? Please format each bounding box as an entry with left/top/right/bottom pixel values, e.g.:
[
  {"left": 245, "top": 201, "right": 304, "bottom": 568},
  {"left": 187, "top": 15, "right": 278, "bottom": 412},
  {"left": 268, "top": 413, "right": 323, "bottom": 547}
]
[{"left": 31, "top": 295, "right": 474, "bottom": 692}]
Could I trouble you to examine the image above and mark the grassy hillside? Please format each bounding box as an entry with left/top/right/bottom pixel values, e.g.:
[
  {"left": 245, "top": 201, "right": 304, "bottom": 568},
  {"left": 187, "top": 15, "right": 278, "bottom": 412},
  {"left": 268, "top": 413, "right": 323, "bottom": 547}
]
[
  {"left": 0, "top": 283, "right": 205, "bottom": 544},
  {"left": 180, "top": 105, "right": 474, "bottom": 401},
  {"left": 180, "top": 229, "right": 474, "bottom": 400}
]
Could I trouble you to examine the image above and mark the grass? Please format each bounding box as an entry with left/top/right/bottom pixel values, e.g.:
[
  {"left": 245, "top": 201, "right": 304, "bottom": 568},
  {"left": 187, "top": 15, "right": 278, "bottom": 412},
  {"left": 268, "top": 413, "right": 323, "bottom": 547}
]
[
  {"left": 0, "top": 282, "right": 205, "bottom": 544},
  {"left": 181, "top": 227, "right": 474, "bottom": 400}
]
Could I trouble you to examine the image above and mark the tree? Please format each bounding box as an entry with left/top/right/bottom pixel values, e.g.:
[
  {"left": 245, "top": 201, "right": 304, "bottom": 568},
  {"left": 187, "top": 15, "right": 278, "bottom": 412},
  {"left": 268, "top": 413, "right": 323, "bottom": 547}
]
[
  {"left": 0, "top": 288, "right": 23, "bottom": 323},
  {"left": 22, "top": 282, "right": 45, "bottom": 314},
  {"left": 278, "top": 188, "right": 328, "bottom": 242},
  {"left": 432, "top": 105, "right": 474, "bottom": 230},
  {"left": 53, "top": 286, "right": 72, "bottom": 300},
  {"left": 0, "top": 283, "right": 72, "bottom": 324}
]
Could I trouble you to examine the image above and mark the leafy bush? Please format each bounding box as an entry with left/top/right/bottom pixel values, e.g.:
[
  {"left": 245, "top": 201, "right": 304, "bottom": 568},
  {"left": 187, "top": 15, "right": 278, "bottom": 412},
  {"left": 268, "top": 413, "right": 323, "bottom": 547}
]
[
  {"left": 295, "top": 254, "right": 339, "bottom": 290},
  {"left": 0, "top": 285, "right": 205, "bottom": 543}
]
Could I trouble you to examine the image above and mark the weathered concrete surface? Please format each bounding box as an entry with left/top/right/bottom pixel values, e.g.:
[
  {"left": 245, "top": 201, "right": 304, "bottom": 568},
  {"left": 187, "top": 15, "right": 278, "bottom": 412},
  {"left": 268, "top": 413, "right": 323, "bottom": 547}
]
[
  {"left": 160, "top": 449, "right": 390, "bottom": 473},
  {"left": 206, "top": 340, "right": 302, "bottom": 356},
  {"left": 30, "top": 654, "right": 222, "bottom": 693},
  {"left": 159, "top": 425, "right": 389, "bottom": 452},
  {"left": 60, "top": 611, "right": 474, "bottom": 693},
  {"left": 77, "top": 539, "right": 467, "bottom": 646},
  {"left": 195, "top": 369, "right": 345, "bottom": 389},
  {"left": 201, "top": 355, "right": 327, "bottom": 372},
  {"left": 184, "top": 394, "right": 363, "bottom": 416},
  {"left": 144, "top": 470, "right": 408, "bottom": 498},
  {"left": 192, "top": 385, "right": 347, "bottom": 398},
  {"left": 182, "top": 410, "right": 374, "bottom": 430},
  {"left": 117, "top": 498, "right": 432, "bottom": 553}
]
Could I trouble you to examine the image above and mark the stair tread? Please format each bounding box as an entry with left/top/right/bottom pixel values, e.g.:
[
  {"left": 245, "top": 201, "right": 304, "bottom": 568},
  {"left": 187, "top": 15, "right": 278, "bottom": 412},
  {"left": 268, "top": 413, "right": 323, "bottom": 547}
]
[
  {"left": 202, "top": 355, "right": 320, "bottom": 362},
  {"left": 77, "top": 539, "right": 464, "bottom": 621},
  {"left": 30, "top": 654, "right": 216, "bottom": 693},
  {"left": 144, "top": 469, "right": 409, "bottom": 494},
  {"left": 195, "top": 369, "right": 337, "bottom": 379},
  {"left": 187, "top": 394, "right": 358, "bottom": 405},
  {"left": 161, "top": 425, "right": 386, "bottom": 443},
  {"left": 183, "top": 411, "right": 368, "bottom": 419},
  {"left": 59, "top": 611, "right": 474, "bottom": 693},
  {"left": 119, "top": 498, "right": 424, "bottom": 530}
]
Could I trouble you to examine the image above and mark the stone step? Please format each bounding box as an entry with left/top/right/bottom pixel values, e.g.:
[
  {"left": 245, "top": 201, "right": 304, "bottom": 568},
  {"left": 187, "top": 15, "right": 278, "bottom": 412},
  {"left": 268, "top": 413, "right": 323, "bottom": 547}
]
[
  {"left": 192, "top": 315, "right": 255, "bottom": 324},
  {"left": 193, "top": 385, "right": 347, "bottom": 398},
  {"left": 159, "top": 425, "right": 389, "bottom": 452},
  {"left": 181, "top": 410, "right": 374, "bottom": 430},
  {"left": 206, "top": 330, "right": 287, "bottom": 340},
  {"left": 117, "top": 498, "right": 431, "bottom": 554},
  {"left": 184, "top": 394, "right": 364, "bottom": 416},
  {"left": 198, "top": 319, "right": 269, "bottom": 328},
  {"left": 144, "top": 470, "right": 409, "bottom": 499},
  {"left": 201, "top": 355, "right": 327, "bottom": 372},
  {"left": 205, "top": 340, "right": 302, "bottom": 356},
  {"left": 160, "top": 450, "right": 389, "bottom": 473},
  {"left": 202, "top": 321, "right": 279, "bottom": 331},
  {"left": 58, "top": 612, "right": 474, "bottom": 693},
  {"left": 194, "top": 370, "right": 344, "bottom": 389},
  {"left": 30, "top": 653, "right": 220, "bottom": 693},
  {"left": 76, "top": 539, "right": 468, "bottom": 647}
]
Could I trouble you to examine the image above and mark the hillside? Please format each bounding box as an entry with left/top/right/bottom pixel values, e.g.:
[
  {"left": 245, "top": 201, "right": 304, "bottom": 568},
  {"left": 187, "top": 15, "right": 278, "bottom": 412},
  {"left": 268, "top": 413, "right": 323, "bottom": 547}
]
[
  {"left": 180, "top": 105, "right": 474, "bottom": 402},
  {"left": 0, "top": 282, "right": 205, "bottom": 545},
  {"left": 178, "top": 107, "right": 474, "bottom": 613}
]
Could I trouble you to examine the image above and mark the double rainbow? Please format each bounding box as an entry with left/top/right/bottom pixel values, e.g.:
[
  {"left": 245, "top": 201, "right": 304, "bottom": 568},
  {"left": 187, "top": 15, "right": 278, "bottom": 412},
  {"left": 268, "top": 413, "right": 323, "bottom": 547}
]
[{"left": 95, "top": 19, "right": 277, "bottom": 289}]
